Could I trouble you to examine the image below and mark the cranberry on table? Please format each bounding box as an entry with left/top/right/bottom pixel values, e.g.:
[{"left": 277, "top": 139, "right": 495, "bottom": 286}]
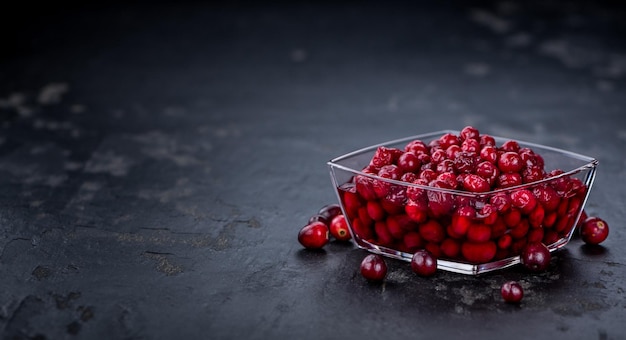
[
  {"left": 411, "top": 249, "right": 437, "bottom": 276},
  {"left": 298, "top": 222, "right": 330, "bottom": 249},
  {"left": 521, "top": 242, "right": 551, "bottom": 272},
  {"left": 360, "top": 254, "right": 388, "bottom": 281},
  {"left": 318, "top": 204, "right": 343, "bottom": 222},
  {"left": 501, "top": 281, "right": 524, "bottom": 303},
  {"left": 580, "top": 217, "right": 609, "bottom": 245},
  {"left": 329, "top": 215, "right": 352, "bottom": 241}
]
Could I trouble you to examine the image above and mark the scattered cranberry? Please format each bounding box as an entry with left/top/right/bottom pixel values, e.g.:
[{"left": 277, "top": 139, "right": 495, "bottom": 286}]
[
  {"left": 329, "top": 215, "right": 351, "bottom": 241},
  {"left": 501, "top": 281, "right": 524, "bottom": 303},
  {"left": 410, "top": 249, "right": 437, "bottom": 276},
  {"left": 318, "top": 204, "right": 343, "bottom": 222},
  {"left": 298, "top": 222, "right": 330, "bottom": 249},
  {"left": 308, "top": 214, "right": 329, "bottom": 226},
  {"left": 521, "top": 242, "right": 551, "bottom": 272},
  {"left": 580, "top": 217, "right": 609, "bottom": 245},
  {"left": 360, "top": 254, "right": 388, "bottom": 281}
]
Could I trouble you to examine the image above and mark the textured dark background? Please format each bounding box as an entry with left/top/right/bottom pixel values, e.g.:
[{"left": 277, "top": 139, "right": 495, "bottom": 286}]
[{"left": 1, "top": 1, "right": 625, "bottom": 339}]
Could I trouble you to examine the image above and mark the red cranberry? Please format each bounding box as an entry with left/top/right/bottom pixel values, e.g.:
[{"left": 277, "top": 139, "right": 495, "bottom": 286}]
[
  {"left": 298, "top": 221, "right": 330, "bottom": 249},
  {"left": 367, "top": 200, "right": 386, "bottom": 221},
  {"left": 467, "top": 223, "right": 492, "bottom": 243},
  {"left": 521, "top": 242, "right": 551, "bottom": 272},
  {"left": 308, "top": 214, "right": 329, "bottom": 226},
  {"left": 418, "top": 219, "right": 445, "bottom": 243},
  {"left": 398, "top": 152, "right": 421, "bottom": 173},
  {"left": 318, "top": 204, "right": 343, "bottom": 222},
  {"left": 460, "top": 126, "right": 480, "bottom": 141},
  {"left": 501, "top": 281, "right": 524, "bottom": 303},
  {"left": 419, "top": 169, "right": 437, "bottom": 182},
  {"left": 411, "top": 249, "right": 437, "bottom": 276},
  {"left": 510, "top": 189, "right": 537, "bottom": 214},
  {"left": 451, "top": 205, "right": 475, "bottom": 236},
  {"left": 462, "top": 174, "right": 490, "bottom": 193},
  {"left": 580, "top": 217, "right": 609, "bottom": 245},
  {"left": 403, "top": 232, "right": 424, "bottom": 251},
  {"left": 330, "top": 215, "right": 351, "bottom": 241},
  {"left": 446, "top": 144, "right": 462, "bottom": 159},
  {"left": 430, "top": 149, "right": 447, "bottom": 164},
  {"left": 355, "top": 175, "right": 378, "bottom": 201},
  {"left": 477, "top": 203, "right": 497, "bottom": 225},
  {"left": 522, "top": 165, "right": 545, "bottom": 183},
  {"left": 436, "top": 172, "right": 457, "bottom": 189},
  {"left": 461, "top": 139, "right": 480, "bottom": 154},
  {"left": 533, "top": 185, "right": 560, "bottom": 212},
  {"left": 490, "top": 192, "right": 512, "bottom": 213},
  {"left": 497, "top": 173, "right": 523, "bottom": 188},
  {"left": 529, "top": 204, "right": 545, "bottom": 228},
  {"left": 374, "top": 221, "right": 394, "bottom": 245},
  {"left": 438, "top": 133, "right": 460, "bottom": 149},
  {"left": 480, "top": 145, "right": 498, "bottom": 164},
  {"left": 436, "top": 159, "right": 456, "bottom": 174},
  {"left": 406, "top": 178, "right": 429, "bottom": 201},
  {"left": 352, "top": 218, "right": 373, "bottom": 240},
  {"left": 370, "top": 146, "right": 399, "bottom": 167},
  {"left": 400, "top": 172, "right": 417, "bottom": 183},
  {"left": 498, "top": 152, "right": 523, "bottom": 173},
  {"left": 426, "top": 181, "right": 455, "bottom": 217},
  {"left": 360, "top": 254, "right": 388, "bottom": 281},
  {"left": 454, "top": 152, "right": 477, "bottom": 173},
  {"left": 441, "top": 238, "right": 461, "bottom": 258},
  {"left": 501, "top": 140, "right": 520, "bottom": 152},
  {"left": 405, "top": 198, "right": 428, "bottom": 223},
  {"left": 405, "top": 140, "right": 428, "bottom": 155},
  {"left": 475, "top": 161, "right": 499, "bottom": 182},
  {"left": 480, "top": 134, "right": 496, "bottom": 147},
  {"left": 461, "top": 241, "right": 497, "bottom": 263}
]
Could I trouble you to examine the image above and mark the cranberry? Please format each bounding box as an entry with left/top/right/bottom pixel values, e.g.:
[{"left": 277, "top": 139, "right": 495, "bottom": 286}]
[
  {"left": 461, "top": 241, "right": 497, "bottom": 263},
  {"left": 522, "top": 165, "right": 545, "bottom": 183},
  {"left": 366, "top": 201, "right": 385, "bottom": 221},
  {"left": 355, "top": 175, "right": 377, "bottom": 201},
  {"left": 460, "top": 126, "right": 480, "bottom": 141},
  {"left": 426, "top": 181, "right": 455, "bottom": 217},
  {"left": 462, "top": 174, "right": 490, "bottom": 193},
  {"left": 308, "top": 214, "right": 329, "bottom": 226},
  {"left": 403, "top": 232, "right": 424, "bottom": 251},
  {"left": 475, "top": 160, "right": 499, "bottom": 182},
  {"left": 329, "top": 215, "right": 351, "bottom": 241},
  {"left": 436, "top": 159, "right": 456, "bottom": 174},
  {"left": 370, "top": 146, "right": 402, "bottom": 168},
  {"left": 411, "top": 249, "right": 437, "bottom": 276},
  {"left": 580, "top": 217, "right": 609, "bottom": 245},
  {"left": 318, "top": 204, "right": 343, "bottom": 222},
  {"left": 298, "top": 221, "right": 330, "bottom": 249},
  {"left": 446, "top": 144, "right": 462, "bottom": 159},
  {"left": 501, "top": 281, "right": 524, "bottom": 303},
  {"left": 439, "top": 133, "right": 460, "bottom": 149},
  {"left": 454, "top": 151, "right": 477, "bottom": 173},
  {"left": 497, "top": 173, "right": 522, "bottom": 188},
  {"left": 498, "top": 152, "right": 523, "bottom": 173},
  {"left": 374, "top": 221, "right": 394, "bottom": 245},
  {"left": 360, "top": 254, "right": 387, "bottom": 281},
  {"left": 480, "top": 144, "right": 498, "bottom": 163},
  {"left": 405, "top": 198, "right": 428, "bottom": 223},
  {"left": 477, "top": 203, "right": 497, "bottom": 225},
  {"left": 418, "top": 219, "right": 445, "bottom": 243},
  {"left": 441, "top": 238, "right": 461, "bottom": 258},
  {"left": 419, "top": 169, "right": 438, "bottom": 182},
  {"left": 533, "top": 185, "right": 560, "bottom": 212},
  {"left": 521, "top": 242, "right": 551, "bottom": 272},
  {"left": 467, "top": 223, "right": 491, "bottom": 243},
  {"left": 405, "top": 140, "right": 428, "bottom": 155},
  {"left": 436, "top": 172, "right": 457, "bottom": 189},
  {"left": 430, "top": 149, "right": 447, "bottom": 164},
  {"left": 352, "top": 218, "right": 373, "bottom": 240},
  {"left": 451, "top": 205, "right": 475, "bottom": 236},
  {"left": 490, "top": 192, "right": 511, "bottom": 213},
  {"left": 480, "top": 134, "right": 496, "bottom": 147},
  {"left": 461, "top": 138, "right": 480, "bottom": 154},
  {"left": 501, "top": 140, "right": 520, "bottom": 152},
  {"left": 398, "top": 152, "right": 421, "bottom": 173},
  {"left": 510, "top": 189, "right": 537, "bottom": 214},
  {"left": 401, "top": 172, "right": 418, "bottom": 183}
]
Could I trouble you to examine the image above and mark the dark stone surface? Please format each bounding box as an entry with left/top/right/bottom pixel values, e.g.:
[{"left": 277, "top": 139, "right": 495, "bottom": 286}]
[{"left": 1, "top": 1, "right": 625, "bottom": 339}]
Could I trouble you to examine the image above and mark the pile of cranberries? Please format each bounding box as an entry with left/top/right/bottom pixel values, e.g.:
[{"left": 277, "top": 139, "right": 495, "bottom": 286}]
[
  {"left": 336, "top": 126, "right": 593, "bottom": 265},
  {"left": 298, "top": 126, "right": 610, "bottom": 304}
]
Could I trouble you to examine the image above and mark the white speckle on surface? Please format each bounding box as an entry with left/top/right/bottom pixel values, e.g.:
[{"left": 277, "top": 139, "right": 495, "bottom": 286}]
[
  {"left": 133, "top": 131, "right": 202, "bottom": 167},
  {"left": 505, "top": 32, "right": 533, "bottom": 48},
  {"left": 469, "top": 9, "right": 511, "bottom": 34},
  {"left": 84, "top": 151, "right": 134, "bottom": 177},
  {"left": 37, "top": 83, "right": 69, "bottom": 105},
  {"left": 138, "top": 177, "right": 194, "bottom": 204},
  {"left": 464, "top": 62, "right": 491, "bottom": 77},
  {"left": 45, "top": 175, "right": 67, "bottom": 187},
  {"left": 290, "top": 48, "right": 308, "bottom": 63},
  {"left": 64, "top": 161, "right": 84, "bottom": 171},
  {"left": 617, "top": 130, "right": 626, "bottom": 141},
  {"left": 538, "top": 39, "right": 603, "bottom": 69},
  {"left": 593, "top": 54, "right": 626, "bottom": 78},
  {"left": 596, "top": 80, "right": 614, "bottom": 92},
  {"left": 70, "top": 104, "right": 86, "bottom": 114}
]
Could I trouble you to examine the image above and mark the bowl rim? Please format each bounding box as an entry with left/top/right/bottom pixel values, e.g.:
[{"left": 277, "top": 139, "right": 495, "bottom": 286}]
[{"left": 327, "top": 129, "right": 598, "bottom": 196}]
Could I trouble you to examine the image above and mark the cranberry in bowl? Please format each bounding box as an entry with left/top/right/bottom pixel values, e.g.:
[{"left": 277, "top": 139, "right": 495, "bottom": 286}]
[{"left": 327, "top": 127, "right": 598, "bottom": 275}]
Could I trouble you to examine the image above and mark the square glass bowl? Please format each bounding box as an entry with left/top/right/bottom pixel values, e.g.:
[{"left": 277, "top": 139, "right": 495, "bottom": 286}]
[{"left": 328, "top": 130, "right": 598, "bottom": 275}]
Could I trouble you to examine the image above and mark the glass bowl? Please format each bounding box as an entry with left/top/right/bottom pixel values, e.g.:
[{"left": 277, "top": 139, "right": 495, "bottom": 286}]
[{"left": 328, "top": 130, "right": 598, "bottom": 275}]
